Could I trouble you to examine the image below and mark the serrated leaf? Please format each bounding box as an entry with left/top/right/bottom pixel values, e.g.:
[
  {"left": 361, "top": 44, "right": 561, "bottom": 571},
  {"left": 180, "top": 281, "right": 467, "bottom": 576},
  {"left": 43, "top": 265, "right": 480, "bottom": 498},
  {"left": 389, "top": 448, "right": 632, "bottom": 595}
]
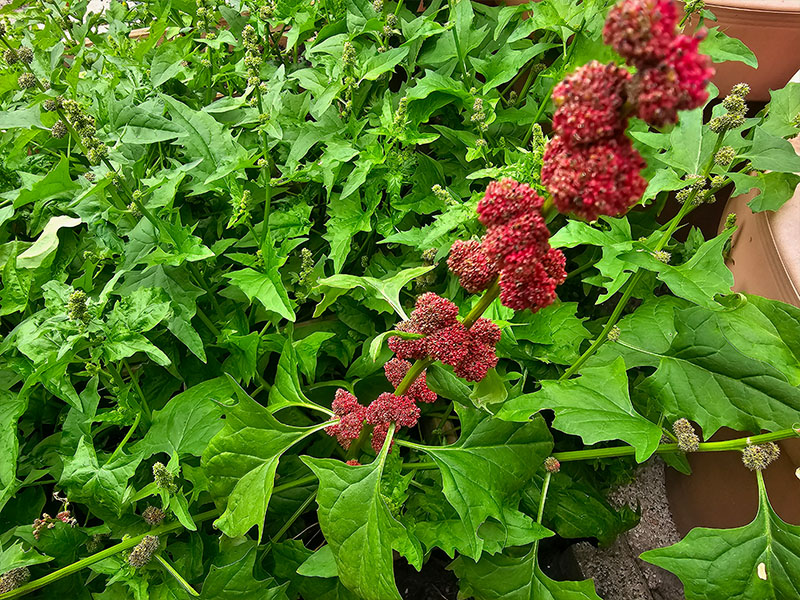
[
  {"left": 699, "top": 27, "right": 758, "bottom": 67},
  {"left": 201, "top": 539, "right": 289, "bottom": 600},
  {"left": 225, "top": 268, "right": 295, "bottom": 322},
  {"left": 498, "top": 358, "right": 661, "bottom": 462},
  {"left": 12, "top": 156, "right": 80, "bottom": 209},
  {"left": 451, "top": 544, "right": 602, "bottom": 600},
  {"left": 641, "top": 473, "right": 800, "bottom": 599},
  {"left": 0, "top": 543, "right": 52, "bottom": 574},
  {"left": 202, "top": 380, "right": 330, "bottom": 540},
  {"left": 745, "top": 127, "right": 800, "bottom": 173},
  {"left": 135, "top": 377, "right": 231, "bottom": 460},
  {"left": 302, "top": 452, "right": 419, "bottom": 600},
  {"left": 408, "top": 406, "right": 552, "bottom": 559},
  {"left": 619, "top": 229, "right": 734, "bottom": 310},
  {"left": 315, "top": 266, "right": 434, "bottom": 319},
  {"left": 761, "top": 83, "right": 800, "bottom": 138}
]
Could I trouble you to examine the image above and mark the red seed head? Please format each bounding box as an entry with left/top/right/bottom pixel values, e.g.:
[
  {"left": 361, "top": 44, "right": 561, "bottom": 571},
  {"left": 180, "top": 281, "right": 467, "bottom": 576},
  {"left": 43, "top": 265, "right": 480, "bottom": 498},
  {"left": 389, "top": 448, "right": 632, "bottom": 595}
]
[
  {"left": 453, "top": 339, "right": 498, "bottom": 382},
  {"left": 499, "top": 247, "right": 566, "bottom": 312},
  {"left": 384, "top": 358, "right": 437, "bottom": 404},
  {"left": 552, "top": 61, "right": 631, "bottom": 145},
  {"left": 447, "top": 240, "right": 498, "bottom": 293},
  {"left": 476, "top": 178, "right": 544, "bottom": 228},
  {"left": 603, "top": 0, "right": 679, "bottom": 68},
  {"left": 425, "top": 323, "right": 471, "bottom": 367},
  {"left": 481, "top": 211, "right": 551, "bottom": 266},
  {"left": 469, "top": 317, "right": 502, "bottom": 347},
  {"left": 366, "top": 392, "right": 420, "bottom": 428},
  {"left": 411, "top": 292, "right": 460, "bottom": 335},
  {"left": 542, "top": 135, "right": 647, "bottom": 221},
  {"left": 388, "top": 320, "right": 428, "bottom": 360}
]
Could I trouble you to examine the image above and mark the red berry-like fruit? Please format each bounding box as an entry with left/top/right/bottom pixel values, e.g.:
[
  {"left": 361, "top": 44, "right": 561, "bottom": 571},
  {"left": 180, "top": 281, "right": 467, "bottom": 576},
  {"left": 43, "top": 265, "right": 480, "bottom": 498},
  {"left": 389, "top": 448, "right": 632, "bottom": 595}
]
[
  {"left": 552, "top": 61, "right": 631, "bottom": 145},
  {"left": 542, "top": 135, "right": 647, "bottom": 221},
  {"left": 447, "top": 240, "right": 498, "bottom": 293}
]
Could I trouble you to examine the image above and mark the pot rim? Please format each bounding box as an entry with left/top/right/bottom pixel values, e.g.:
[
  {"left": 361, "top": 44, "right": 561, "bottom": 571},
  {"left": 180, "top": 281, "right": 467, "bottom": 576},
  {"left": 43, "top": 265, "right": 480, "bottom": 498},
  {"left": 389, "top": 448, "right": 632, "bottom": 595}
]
[{"left": 702, "top": 0, "right": 800, "bottom": 13}]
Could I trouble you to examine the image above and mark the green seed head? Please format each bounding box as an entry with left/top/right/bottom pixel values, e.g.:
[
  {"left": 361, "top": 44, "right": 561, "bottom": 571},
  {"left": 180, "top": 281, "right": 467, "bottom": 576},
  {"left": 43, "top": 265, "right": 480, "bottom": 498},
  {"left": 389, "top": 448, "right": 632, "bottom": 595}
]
[
  {"left": 127, "top": 535, "right": 160, "bottom": 568},
  {"left": 714, "top": 146, "right": 736, "bottom": 166},
  {"left": 544, "top": 456, "right": 560, "bottom": 473},
  {"left": 673, "top": 418, "right": 700, "bottom": 453},
  {"left": 741, "top": 442, "right": 780, "bottom": 471},
  {"left": 18, "top": 72, "right": 37, "bottom": 89},
  {"left": 17, "top": 46, "right": 33, "bottom": 64},
  {"left": 730, "top": 83, "right": 750, "bottom": 98},
  {"left": 3, "top": 48, "right": 18, "bottom": 65},
  {"left": 0, "top": 567, "right": 31, "bottom": 594},
  {"left": 51, "top": 120, "right": 67, "bottom": 139}
]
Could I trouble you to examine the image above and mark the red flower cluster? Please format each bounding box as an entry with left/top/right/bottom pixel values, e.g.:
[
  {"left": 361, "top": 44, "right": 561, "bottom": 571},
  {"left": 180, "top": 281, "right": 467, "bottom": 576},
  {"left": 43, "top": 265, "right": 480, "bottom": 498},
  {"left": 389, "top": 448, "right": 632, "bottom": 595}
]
[
  {"left": 384, "top": 358, "right": 437, "bottom": 404},
  {"left": 604, "top": 0, "right": 714, "bottom": 126},
  {"left": 472, "top": 179, "right": 567, "bottom": 312},
  {"left": 542, "top": 0, "right": 712, "bottom": 221},
  {"left": 366, "top": 393, "right": 421, "bottom": 452},
  {"left": 447, "top": 240, "right": 496, "bottom": 293},
  {"left": 324, "top": 388, "right": 366, "bottom": 449},
  {"left": 389, "top": 293, "right": 501, "bottom": 382}
]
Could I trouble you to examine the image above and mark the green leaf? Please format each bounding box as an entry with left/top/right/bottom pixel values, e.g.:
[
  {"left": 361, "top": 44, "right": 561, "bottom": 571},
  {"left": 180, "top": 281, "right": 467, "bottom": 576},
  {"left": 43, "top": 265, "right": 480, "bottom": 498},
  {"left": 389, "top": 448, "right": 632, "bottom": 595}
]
[
  {"left": 59, "top": 437, "right": 143, "bottom": 516},
  {"left": 225, "top": 268, "right": 295, "bottom": 322},
  {"left": 699, "top": 27, "right": 758, "bottom": 67},
  {"left": 135, "top": 377, "right": 231, "bottom": 460},
  {"left": 12, "top": 156, "right": 80, "bottom": 208},
  {"left": 0, "top": 390, "right": 27, "bottom": 511},
  {"left": 641, "top": 473, "right": 800, "bottom": 600},
  {"left": 151, "top": 41, "right": 186, "bottom": 87},
  {"left": 268, "top": 340, "right": 313, "bottom": 411},
  {"left": 409, "top": 407, "right": 553, "bottom": 559},
  {"left": 302, "top": 452, "right": 419, "bottom": 600},
  {"left": 297, "top": 545, "right": 338, "bottom": 578},
  {"left": 748, "top": 172, "right": 800, "bottom": 213},
  {"left": 451, "top": 544, "right": 602, "bottom": 600},
  {"left": 162, "top": 96, "right": 249, "bottom": 192},
  {"left": 619, "top": 229, "right": 734, "bottom": 310},
  {"left": 0, "top": 543, "right": 52, "bottom": 573},
  {"left": 315, "top": 266, "right": 434, "bottom": 319},
  {"left": 201, "top": 538, "right": 289, "bottom": 600},
  {"left": 761, "top": 83, "right": 800, "bottom": 138},
  {"left": 0, "top": 256, "right": 32, "bottom": 316},
  {"left": 360, "top": 46, "right": 409, "bottom": 81},
  {"left": 0, "top": 105, "right": 42, "bottom": 129},
  {"left": 499, "top": 359, "right": 661, "bottom": 462},
  {"left": 635, "top": 305, "right": 800, "bottom": 437},
  {"left": 16, "top": 215, "right": 82, "bottom": 269},
  {"left": 202, "top": 380, "right": 329, "bottom": 540},
  {"left": 746, "top": 127, "right": 800, "bottom": 173},
  {"left": 268, "top": 540, "right": 360, "bottom": 600}
]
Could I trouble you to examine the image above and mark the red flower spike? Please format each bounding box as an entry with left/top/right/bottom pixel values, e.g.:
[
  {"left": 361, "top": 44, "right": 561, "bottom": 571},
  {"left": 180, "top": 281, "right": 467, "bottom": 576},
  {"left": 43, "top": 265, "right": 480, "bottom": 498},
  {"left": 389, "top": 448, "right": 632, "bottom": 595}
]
[
  {"left": 366, "top": 393, "right": 420, "bottom": 428},
  {"left": 411, "top": 292, "right": 460, "bottom": 335},
  {"left": 346, "top": 459, "right": 361, "bottom": 466},
  {"left": 476, "top": 179, "right": 544, "bottom": 228},
  {"left": 384, "top": 358, "right": 437, "bottom": 404},
  {"left": 541, "top": 135, "right": 647, "bottom": 221},
  {"left": 447, "top": 240, "right": 498, "bottom": 293},
  {"left": 371, "top": 423, "right": 392, "bottom": 453},
  {"left": 425, "top": 323, "right": 472, "bottom": 367},
  {"left": 603, "top": 0, "right": 679, "bottom": 68},
  {"left": 499, "top": 247, "right": 567, "bottom": 312},
  {"left": 326, "top": 388, "right": 366, "bottom": 449},
  {"left": 388, "top": 321, "right": 428, "bottom": 360},
  {"left": 453, "top": 340, "right": 498, "bottom": 382},
  {"left": 481, "top": 212, "right": 551, "bottom": 266},
  {"left": 469, "top": 318, "right": 502, "bottom": 347},
  {"left": 552, "top": 61, "right": 631, "bottom": 145}
]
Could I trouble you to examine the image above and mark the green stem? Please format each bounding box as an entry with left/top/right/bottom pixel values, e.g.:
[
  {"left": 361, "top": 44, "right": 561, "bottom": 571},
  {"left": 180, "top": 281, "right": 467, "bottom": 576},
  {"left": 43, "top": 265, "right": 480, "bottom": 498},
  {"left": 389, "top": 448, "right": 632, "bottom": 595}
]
[
  {"left": 0, "top": 509, "right": 220, "bottom": 599},
  {"left": 462, "top": 279, "right": 501, "bottom": 328},
  {"left": 553, "top": 427, "right": 799, "bottom": 463},
  {"left": 122, "top": 359, "right": 151, "bottom": 420},
  {"left": 155, "top": 555, "right": 200, "bottom": 597},
  {"left": 106, "top": 411, "right": 140, "bottom": 463},
  {"left": 559, "top": 133, "right": 725, "bottom": 380},
  {"left": 401, "top": 461, "right": 436, "bottom": 471},
  {"left": 536, "top": 471, "right": 551, "bottom": 524}
]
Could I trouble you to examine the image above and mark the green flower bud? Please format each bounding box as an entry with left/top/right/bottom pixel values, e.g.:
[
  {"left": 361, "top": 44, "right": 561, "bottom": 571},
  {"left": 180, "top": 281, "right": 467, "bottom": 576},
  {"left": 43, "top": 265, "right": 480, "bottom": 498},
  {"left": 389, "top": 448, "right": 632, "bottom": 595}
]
[
  {"left": 0, "top": 567, "right": 31, "bottom": 593},
  {"left": 607, "top": 325, "right": 621, "bottom": 342},
  {"left": 3, "top": 48, "right": 18, "bottom": 65},
  {"left": 18, "top": 72, "right": 37, "bottom": 89},
  {"left": 142, "top": 506, "right": 166, "bottom": 526},
  {"left": 741, "top": 442, "right": 780, "bottom": 471},
  {"left": 152, "top": 462, "right": 177, "bottom": 493},
  {"left": 725, "top": 212, "right": 737, "bottom": 229},
  {"left": 127, "top": 535, "right": 160, "bottom": 568},
  {"left": 17, "top": 46, "right": 32, "bottom": 64},
  {"left": 67, "top": 290, "right": 90, "bottom": 323},
  {"left": 710, "top": 174, "right": 726, "bottom": 188},
  {"left": 722, "top": 93, "right": 746, "bottom": 116},
  {"left": 544, "top": 456, "right": 560, "bottom": 473},
  {"left": 51, "top": 120, "right": 67, "bottom": 139},
  {"left": 730, "top": 83, "right": 750, "bottom": 98},
  {"left": 673, "top": 418, "right": 700, "bottom": 452},
  {"left": 421, "top": 248, "right": 437, "bottom": 264},
  {"left": 714, "top": 146, "right": 736, "bottom": 166},
  {"left": 709, "top": 113, "right": 745, "bottom": 133},
  {"left": 342, "top": 41, "right": 356, "bottom": 67},
  {"left": 653, "top": 250, "right": 671, "bottom": 264}
]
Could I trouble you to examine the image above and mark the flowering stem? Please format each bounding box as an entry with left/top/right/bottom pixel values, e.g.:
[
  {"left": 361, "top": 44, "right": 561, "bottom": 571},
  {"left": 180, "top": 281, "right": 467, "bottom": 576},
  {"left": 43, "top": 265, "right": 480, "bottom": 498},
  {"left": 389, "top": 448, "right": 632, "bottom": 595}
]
[
  {"left": 106, "top": 411, "right": 140, "bottom": 463},
  {"left": 560, "top": 132, "right": 725, "bottom": 380},
  {"left": 536, "top": 471, "right": 552, "bottom": 524},
  {"left": 155, "top": 555, "right": 200, "bottom": 597},
  {"left": 462, "top": 279, "right": 501, "bottom": 328},
  {"left": 552, "top": 427, "right": 799, "bottom": 463}
]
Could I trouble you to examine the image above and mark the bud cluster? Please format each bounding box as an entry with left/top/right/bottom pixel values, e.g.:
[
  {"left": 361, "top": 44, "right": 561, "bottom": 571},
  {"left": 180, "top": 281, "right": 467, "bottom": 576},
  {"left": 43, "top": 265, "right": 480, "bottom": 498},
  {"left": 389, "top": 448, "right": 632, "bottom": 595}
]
[
  {"left": 388, "top": 293, "right": 500, "bottom": 381},
  {"left": 195, "top": 0, "right": 217, "bottom": 31},
  {"left": 0, "top": 567, "right": 30, "bottom": 593},
  {"left": 128, "top": 535, "right": 160, "bottom": 568},
  {"left": 709, "top": 84, "right": 749, "bottom": 133},
  {"left": 152, "top": 462, "right": 177, "bottom": 493},
  {"left": 367, "top": 392, "right": 420, "bottom": 452},
  {"left": 544, "top": 456, "right": 560, "bottom": 473},
  {"left": 457, "top": 179, "right": 566, "bottom": 312},
  {"left": 325, "top": 388, "right": 367, "bottom": 449},
  {"left": 741, "top": 442, "right": 780, "bottom": 471},
  {"left": 61, "top": 99, "right": 108, "bottom": 163},
  {"left": 242, "top": 25, "right": 263, "bottom": 88},
  {"left": 340, "top": 41, "right": 358, "bottom": 117},
  {"left": 142, "top": 505, "right": 166, "bottom": 526},
  {"left": 67, "top": 290, "right": 90, "bottom": 324},
  {"left": 672, "top": 418, "right": 699, "bottom": 452}
]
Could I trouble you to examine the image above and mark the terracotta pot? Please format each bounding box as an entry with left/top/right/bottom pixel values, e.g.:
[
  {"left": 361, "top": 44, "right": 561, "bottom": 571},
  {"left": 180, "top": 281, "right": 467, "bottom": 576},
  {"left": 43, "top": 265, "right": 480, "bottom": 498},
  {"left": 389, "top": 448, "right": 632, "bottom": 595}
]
[
  {"left": 665, "top": 134, "right": 800, "bottom": 534},
  {"left": 694, "top": 0, "right": 800, "bottom": 101}
]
